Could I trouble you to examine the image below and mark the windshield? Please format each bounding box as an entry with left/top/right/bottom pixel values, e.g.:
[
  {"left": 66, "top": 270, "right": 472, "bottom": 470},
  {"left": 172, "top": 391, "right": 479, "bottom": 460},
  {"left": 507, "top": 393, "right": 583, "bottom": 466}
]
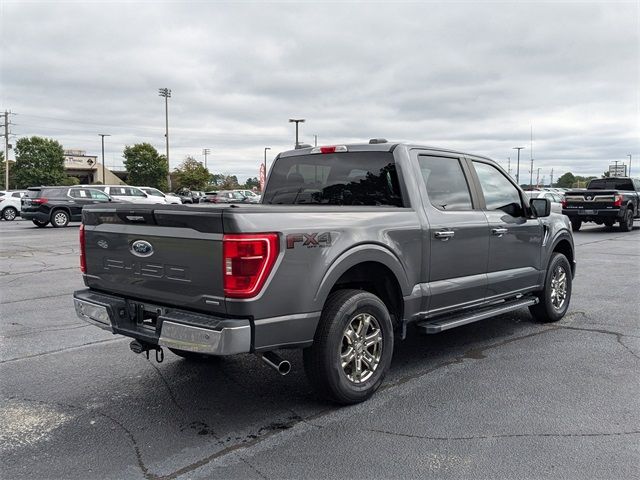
[
  {"left": 263, "top": 152, "right": 403, "bottom": 206},
  {"left": 588, "top": 179, "right": 633, "bottom": 190}
]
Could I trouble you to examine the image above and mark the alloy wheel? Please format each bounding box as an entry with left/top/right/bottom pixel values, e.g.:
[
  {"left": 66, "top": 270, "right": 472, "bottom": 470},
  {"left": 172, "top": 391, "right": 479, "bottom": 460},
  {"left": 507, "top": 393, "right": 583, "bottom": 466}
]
[
  {"left": 339, "top": 313, "right": 383, "bottom": 384},
  {"left": 550, "top": 265, "right": 568, "bottom": 310}
]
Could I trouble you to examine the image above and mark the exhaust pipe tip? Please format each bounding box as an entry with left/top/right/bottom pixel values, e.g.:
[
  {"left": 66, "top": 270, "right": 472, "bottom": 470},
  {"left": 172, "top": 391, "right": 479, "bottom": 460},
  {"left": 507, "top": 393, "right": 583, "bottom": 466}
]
[{"left": 260, "top": 351, "right": 291, "bottom": 376}]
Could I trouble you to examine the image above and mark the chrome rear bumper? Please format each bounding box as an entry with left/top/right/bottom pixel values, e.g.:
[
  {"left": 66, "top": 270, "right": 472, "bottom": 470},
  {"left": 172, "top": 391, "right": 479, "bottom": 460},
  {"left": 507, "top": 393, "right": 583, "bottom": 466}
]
[{"left": 73, "top": 291, "right": 251, "bottom": 356}]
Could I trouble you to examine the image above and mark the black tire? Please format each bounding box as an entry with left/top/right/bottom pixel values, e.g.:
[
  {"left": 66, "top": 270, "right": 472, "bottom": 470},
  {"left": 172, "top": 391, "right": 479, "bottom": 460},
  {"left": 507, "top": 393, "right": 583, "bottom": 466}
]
[
  {"left": 303, "top": 289, "right": 394, "bottom": 405},
  {"left": 529, "top": 253, "right": 572, "bottom": 323},
  {"left": 2, "top": 207, "right": 17, "bottom": 221},
  {"left": 32, "top": 219, "right": 48, "bottom": 228},
  {"left": 168, "top": 348, "right": 218, "bottom": 362},
  {"left": 51, "top": 209, "right": 70, "bottom": 228},
  {"left": 619, "top": 209, "right": 634, "bottom": 232},
  {"left": 570, "top": 219, "right": 582, "bottom": 232}
]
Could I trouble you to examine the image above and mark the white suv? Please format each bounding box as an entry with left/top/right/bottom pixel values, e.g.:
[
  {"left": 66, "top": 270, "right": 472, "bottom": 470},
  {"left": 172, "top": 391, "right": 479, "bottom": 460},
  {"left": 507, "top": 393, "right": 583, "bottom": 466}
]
[
  {"left": 136, "top": 186, "right": 181, "bottom": 204},
  {"left": 82, "top": 185, "right": 164, "bottom": 204},
  {"left": 0, "top": 190, "right": 27, "bottom": 221}
]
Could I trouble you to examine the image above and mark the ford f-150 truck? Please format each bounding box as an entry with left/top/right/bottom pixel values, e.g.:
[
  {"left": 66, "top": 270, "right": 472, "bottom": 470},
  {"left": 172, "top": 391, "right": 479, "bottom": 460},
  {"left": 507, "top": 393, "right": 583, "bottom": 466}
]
[
  {"left": 562, "top": 177, "right": 640, "bottom": 232},
  {"left": 74, "top": 141, "right": 576, "bottom": 404}
]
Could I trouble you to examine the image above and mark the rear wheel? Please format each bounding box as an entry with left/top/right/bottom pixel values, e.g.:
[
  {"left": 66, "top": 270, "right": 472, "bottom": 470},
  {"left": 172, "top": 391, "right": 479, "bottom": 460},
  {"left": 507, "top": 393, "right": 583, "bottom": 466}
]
[
  {"left": 32, "top": 219, "right": 48, "bottom": 228},
  {"left": 2, "top": 207, "right": 17, "bottom": 221},
  {"left": 619, "top": 209, "right": 634, "bottom": 232},
  {"left": 303, "top": 289, "right": 394, "bottom": 404},
  {"left": 529, "top": 253, "right": 572, "bottom": 323},
  {"left": 570, "top": 219, "right": 582, "bottom": 231},
  {"left": 51, "top": 210, "right": 70, "bottom": 228}
]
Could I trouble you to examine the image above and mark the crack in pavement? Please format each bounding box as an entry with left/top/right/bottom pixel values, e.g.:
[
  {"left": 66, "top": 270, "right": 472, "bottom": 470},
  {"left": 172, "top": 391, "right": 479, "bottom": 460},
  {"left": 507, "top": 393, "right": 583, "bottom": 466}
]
[
  {"left": 0, "top": 338, "right": 124, "bottom": 364},
  {"left": 556, "top": 325, "right": 640, "bottom": 361},
  {"left": 368, "top": 427, "right": 640, "bottom": 442},
  {"left": 1, "top": 323, "right": 90, "bottom": 339},
  {"left": 0, "top": 292, "right": 73, "bottom": 305}
]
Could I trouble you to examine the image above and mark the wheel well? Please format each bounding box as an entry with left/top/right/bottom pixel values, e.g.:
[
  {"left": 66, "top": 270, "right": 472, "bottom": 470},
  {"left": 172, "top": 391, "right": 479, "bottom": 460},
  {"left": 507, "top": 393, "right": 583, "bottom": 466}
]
[
  {"left": 329, "top": 262, "right": 403, "bottom": 327},
  {"left": 553, "top": 239, "right": 574, "bottom": 275},
  {"left": 51, "top": 207, "right": 70, "bottom": 216}
]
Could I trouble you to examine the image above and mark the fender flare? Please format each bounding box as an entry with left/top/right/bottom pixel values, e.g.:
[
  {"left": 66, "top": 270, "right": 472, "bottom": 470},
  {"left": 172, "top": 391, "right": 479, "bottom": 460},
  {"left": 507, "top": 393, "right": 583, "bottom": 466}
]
[{"left": 313, "top": 243, "right": 411, "bottom": 308}]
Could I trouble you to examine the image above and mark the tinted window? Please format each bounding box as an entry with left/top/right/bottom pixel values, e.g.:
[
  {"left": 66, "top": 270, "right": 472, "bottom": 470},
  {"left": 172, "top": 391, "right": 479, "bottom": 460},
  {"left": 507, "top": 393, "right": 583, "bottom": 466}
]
[
  {"left": 143, "top": 188, "right": 164, "bottom": 197},
  {"left": 418, "top": 156, "right": 472, "bottom": 210},
  {"left": 263, "top": 152, "right": 403, "bottom": 206},
  {"left": 587, "top": 178, "right": 633, "bottom": 190},
  {"left": 473, "top": 161, "right": 523, "bottom": 214},
  {"left": 88, "top": 190, "right": 110, "bottom": 201}
]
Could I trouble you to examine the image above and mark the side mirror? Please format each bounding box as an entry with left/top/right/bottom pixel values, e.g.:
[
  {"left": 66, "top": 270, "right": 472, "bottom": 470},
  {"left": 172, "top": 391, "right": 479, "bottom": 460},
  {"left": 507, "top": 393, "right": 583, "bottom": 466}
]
[{"left": 530, "top": 198, "right": 551, "bottom": 217}]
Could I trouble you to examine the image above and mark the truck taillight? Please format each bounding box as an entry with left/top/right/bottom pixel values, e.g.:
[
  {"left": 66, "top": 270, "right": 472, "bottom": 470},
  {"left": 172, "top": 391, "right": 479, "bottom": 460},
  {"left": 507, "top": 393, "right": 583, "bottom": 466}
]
[
  {"left": 79, "top": 223, "right": 86, "bottom": 273},
  {"left": 32, "top": 197, "right": 48, "bottom": 205},
  {"left": 613, "top": 194, "right": 623, "bottom": 207},
  {"left": 223, "top": 233, "right": 279, "bottom": 298},
  {"left": 561, "top": 197, "right": 567, "bottom": 208}
]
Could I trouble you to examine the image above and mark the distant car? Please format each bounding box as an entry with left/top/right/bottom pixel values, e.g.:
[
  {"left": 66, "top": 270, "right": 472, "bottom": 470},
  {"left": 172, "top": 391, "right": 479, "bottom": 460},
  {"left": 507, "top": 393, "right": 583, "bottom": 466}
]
[
  {"left": 165, "top": 192, "right": 183, "bottom": 204},
  {"left": 192, "top": 191, "right": 206, "bottom": 203},
  {"left": 136, "top": 186, "right": 181, "bottom": 205},
  {"left": 235, "top": 189, "right": 261, "bottom": 203},
  {"left": 81, "top": 185, "right": 164, "bottom": 204},
  {"left": 174, "top": 189, "right": 202, "bottom": 204},
  {"left": 0, "top": 190, "right": 27, "bottom": 221},
  {"left": 201, "top": 190, "right": 248, "bottom": 204},
  {"left": 524, "top": 190, "right": 563, "bottom": 214},
  {"left": 21, "top": 186, "right": 118, "bottom": 227}
]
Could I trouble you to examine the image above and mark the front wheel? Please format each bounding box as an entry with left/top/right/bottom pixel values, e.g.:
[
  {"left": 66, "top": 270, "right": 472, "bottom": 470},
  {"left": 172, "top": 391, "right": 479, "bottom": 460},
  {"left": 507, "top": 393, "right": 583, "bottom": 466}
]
[
  {"left": 303, "top": 289, "right": 394, "bottom": 404},
  {"left": 2, "top": 207, "right": 17, "bottom": 221},
  {"left": 51, "top": 210, "right": 70, "bottom": 228},
  {"left": 619, "top": 209, "right": 634, "bottom": 232},
  {"left": 529, "top": 253, "right": 572, "bottom": 323}
]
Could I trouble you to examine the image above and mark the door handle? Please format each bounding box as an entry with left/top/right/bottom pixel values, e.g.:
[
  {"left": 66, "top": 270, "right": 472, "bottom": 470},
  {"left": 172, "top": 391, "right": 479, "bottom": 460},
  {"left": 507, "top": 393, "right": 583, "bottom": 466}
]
[
  {"left": 434, "top": 230, "right": 455, "bottom": 240},
  {"left": 492, "top": 228, "right": 508, "bottom": 237}
]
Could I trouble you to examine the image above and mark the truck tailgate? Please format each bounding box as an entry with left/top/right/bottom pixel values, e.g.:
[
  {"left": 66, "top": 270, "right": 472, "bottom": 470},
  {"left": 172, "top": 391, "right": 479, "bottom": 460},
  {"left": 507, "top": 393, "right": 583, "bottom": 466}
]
[
  {"left": 563, "top": 190, "right": 619, "bottom": 210},
  {"left": 82, "top": 205, "right": 226, "bottom": 314}
]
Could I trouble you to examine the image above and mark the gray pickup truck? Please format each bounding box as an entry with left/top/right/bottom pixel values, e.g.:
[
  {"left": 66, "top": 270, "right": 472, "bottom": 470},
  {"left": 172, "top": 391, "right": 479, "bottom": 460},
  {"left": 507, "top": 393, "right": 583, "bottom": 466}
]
[{"left": 74, "top": 141, "right": 576, "bottom": 404}]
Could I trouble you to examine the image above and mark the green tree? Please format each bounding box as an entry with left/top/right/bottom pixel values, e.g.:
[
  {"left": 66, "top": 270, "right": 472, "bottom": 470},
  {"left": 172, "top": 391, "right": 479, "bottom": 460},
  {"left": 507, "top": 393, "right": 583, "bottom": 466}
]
[
  {"left": 13, "top": 136, "right": 66, "bottom": 188},
  {"left": 244, "top": 177, "right": 259, "bottom": 190},
  {"left": 122, "top": 143, "right": 168, "bottom": 191},
  {"left": 174, "top": 156, "right": 210, "bottom": 191},
  {"left": 220, "top": 175, "right": 239, "bottom": 190},
  {"left": 556, "top": 172, "right": 575, "bottom": 188}
]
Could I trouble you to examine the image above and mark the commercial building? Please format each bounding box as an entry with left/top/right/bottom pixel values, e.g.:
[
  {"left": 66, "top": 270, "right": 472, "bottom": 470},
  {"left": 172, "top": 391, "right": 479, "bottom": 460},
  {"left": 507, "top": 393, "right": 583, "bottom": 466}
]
[{"left": 63, "top": 149, "right": 124, "bottom": 184}]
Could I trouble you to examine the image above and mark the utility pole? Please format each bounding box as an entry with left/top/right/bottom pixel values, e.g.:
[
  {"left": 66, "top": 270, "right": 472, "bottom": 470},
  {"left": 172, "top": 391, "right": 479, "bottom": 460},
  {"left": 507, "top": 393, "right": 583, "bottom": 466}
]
[
  {"left": 288, "top": 118, "right": 305, "bottom": 148},
  {"left": 507, "top": 156, "right": 511, "bottom": 176},
  {"left": 314, "top": 134, "right": 318, "bottom": 147},
  {"left": 202, "top": 148, "right": 211, "bottom": 169},
  {"left": 2, "top": 111, "right": 9, "bottom": 189},
  {"left": 263, "top": 147, "right": 271, "bottom": 174},
  {"left": 628, "top": 154, "right": 632, "bottom": 176},
  {"left": 158, "top": 88, "right": 172, "bottom": 190},
  {"left": 98, "top": 134, "right": 110, "bottom": 183},
  {"left": 536, "top": 167, "right": 541, "bottom": 187},
  {"left": 513, "top": 147, "right": 525, "bottom": 185},
  {"left": 550, "top": 168, "right": 554, "bottom": 187},
  {"left": 530, "top": 158, "right": 534, "bottom": 189}
]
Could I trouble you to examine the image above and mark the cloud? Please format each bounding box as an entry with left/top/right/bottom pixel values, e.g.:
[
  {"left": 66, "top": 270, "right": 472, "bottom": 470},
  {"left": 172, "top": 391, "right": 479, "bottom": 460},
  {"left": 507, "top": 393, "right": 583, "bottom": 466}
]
[{"left": 1, "top": 0, "right": 638, "bottom": 183}]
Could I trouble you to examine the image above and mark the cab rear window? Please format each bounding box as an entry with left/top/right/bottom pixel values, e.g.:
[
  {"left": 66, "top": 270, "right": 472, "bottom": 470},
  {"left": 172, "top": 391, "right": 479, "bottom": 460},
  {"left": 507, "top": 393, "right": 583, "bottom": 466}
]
[{"left": 263, "top": 152, "right": 403, "bottom": 206}]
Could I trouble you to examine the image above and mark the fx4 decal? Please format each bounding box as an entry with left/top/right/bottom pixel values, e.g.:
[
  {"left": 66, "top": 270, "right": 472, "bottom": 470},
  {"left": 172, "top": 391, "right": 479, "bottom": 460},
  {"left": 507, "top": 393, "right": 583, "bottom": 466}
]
[{"left": 286, "top": 232, "right": 332, "bottom": 249}]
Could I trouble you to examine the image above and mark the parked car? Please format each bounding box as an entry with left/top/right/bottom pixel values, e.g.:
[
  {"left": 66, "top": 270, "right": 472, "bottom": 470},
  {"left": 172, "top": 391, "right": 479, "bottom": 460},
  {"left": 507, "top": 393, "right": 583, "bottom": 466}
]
[
  {"left": 174, "top": 188, "right": 203, "bottom": 204},
  {"left": 235, "top": 189, "right": 261, "bottom": 203},
  {"left": 562, "top": 177, "right": 640, "bottom": 231},
  {"left": 524, "top": 190, "right": 563, "bottom": 214},
  {"left": 0, "top": 190, "right": 27, "bottom": 221},
  {"left": 21, "top": 186, "right": 117, "bottom": 227},
  {"left": 165, "top": 193, "right": 183, "bottom": 204},
  {"left": 136, "top": 187, "right": 181, "bottom": 205},
  {"left": 83, "top": 185, "right": 164, "bottom": 205},
  {"left": 74, "top": 141, "right": 575, "bottom": 404},
  {"left": 201, "top": 190, "right": 248, "bottom": 203},
  {"left": 192, "top": 191, "right": 206, "bottom": 203}
]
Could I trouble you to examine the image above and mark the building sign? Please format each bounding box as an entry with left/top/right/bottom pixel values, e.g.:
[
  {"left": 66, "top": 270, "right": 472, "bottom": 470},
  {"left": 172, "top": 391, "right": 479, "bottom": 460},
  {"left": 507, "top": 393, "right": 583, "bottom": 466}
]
[
  {"left": 608, "top": 164, "right": 627, "bottom": 177},
  {"left": 64, "top": 150, "right": 97, "bottom": 170}
]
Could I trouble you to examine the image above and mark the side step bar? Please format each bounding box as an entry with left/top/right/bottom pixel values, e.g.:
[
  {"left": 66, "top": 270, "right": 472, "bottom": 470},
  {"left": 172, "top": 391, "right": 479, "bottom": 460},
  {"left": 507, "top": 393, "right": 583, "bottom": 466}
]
[{"left": 416, "top": 297, "right": 539, "bottom": 334}]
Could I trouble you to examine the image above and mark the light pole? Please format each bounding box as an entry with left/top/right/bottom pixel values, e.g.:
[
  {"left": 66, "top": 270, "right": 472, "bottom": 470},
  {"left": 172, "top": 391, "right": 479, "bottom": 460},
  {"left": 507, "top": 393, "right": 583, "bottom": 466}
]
[
  {"left": 513, "top": 147, "right": 525, "bottom": 185},
  {"left": 314, "top": 134, "right": 318, "bottom": 147},
  {"left": 158, "top": 88, "right": 172, "bottom": 190},
  {"left": 288, "top": 118, "right": 305, "bottom": 148},
  {"left": 98, "top": 134, "right": 110, "bottom": 183},
  {"left": 263, "top": 146, "right": 271, "bottom": 174},
  {"left": 202, "top": 148, "right": 210, "bottom": 169},
  {"left": 628, "top": 154, "right": 632, "bottom": 176}
]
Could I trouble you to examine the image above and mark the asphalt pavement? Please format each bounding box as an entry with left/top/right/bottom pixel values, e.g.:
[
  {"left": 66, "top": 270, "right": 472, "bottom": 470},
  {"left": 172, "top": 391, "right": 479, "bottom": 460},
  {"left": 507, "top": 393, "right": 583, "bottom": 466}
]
[{"left": 1, "top": 219, "right": 638, "bottom": 479}]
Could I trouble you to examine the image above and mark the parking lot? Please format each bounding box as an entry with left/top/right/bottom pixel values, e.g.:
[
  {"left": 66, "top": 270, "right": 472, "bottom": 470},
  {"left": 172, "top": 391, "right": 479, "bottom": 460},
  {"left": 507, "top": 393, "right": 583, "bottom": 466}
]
[{"left": 1, "top": 219, "right": 638, "bottom": 479}]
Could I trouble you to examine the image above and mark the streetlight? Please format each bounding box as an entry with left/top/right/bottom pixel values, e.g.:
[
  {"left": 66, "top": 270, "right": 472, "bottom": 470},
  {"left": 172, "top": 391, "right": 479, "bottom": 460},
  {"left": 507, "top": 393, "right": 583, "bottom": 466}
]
[
  {"left": 628, "top": 154, "right": 632, "bottom": 176},
  {"left": 288, "top": 118, "right": 305, "bottom": 148},
  {"left": 158, "top": 88, "right": 172, "bottom": 189},
  {"left": 98, "top": 134, "right": 110, "bottom": 183},
  {"left": 513, "top": 147, "right": 525, "bottom": 184},
  {"left": 202, "top": 148, "right": 211, "bottom": 169},
  {"left": 264, "top": 146, "right": 271, "bottom": 174}
]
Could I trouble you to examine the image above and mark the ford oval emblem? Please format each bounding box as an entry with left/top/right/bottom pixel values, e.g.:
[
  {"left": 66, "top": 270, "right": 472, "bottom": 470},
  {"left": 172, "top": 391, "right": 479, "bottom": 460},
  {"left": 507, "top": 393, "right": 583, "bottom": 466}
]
[{"left": 130, "top": 240, "right": 154, "bottom": 257}]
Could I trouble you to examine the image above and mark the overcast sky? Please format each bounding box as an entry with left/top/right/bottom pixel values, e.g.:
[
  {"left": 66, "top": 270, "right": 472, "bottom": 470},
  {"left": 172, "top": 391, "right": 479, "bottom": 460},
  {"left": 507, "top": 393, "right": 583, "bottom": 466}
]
[{"left": 1, "top": 0, "right": 638, "bottom": 184}]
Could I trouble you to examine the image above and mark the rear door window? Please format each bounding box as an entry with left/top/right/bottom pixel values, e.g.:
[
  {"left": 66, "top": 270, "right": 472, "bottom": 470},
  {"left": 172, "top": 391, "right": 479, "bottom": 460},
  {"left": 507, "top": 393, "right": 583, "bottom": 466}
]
[
  {"left": 263, "top": 151, "right": 403, "bottom": 206},
  {"left": 418, "top": 156, "right": 473, "bottom": 210}
]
